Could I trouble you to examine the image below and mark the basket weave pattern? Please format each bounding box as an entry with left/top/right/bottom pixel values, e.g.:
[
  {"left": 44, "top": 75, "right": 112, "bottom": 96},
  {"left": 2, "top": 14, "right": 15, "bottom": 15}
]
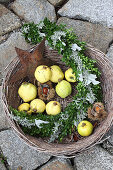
[{"left": 2, "top": 44, "right": 113, "bottom": 157}]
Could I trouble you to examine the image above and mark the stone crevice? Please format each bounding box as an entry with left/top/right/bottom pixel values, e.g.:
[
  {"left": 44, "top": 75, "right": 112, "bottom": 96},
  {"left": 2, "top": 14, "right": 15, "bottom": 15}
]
[
  {"left": 0, "top": 28, "right": 21, "bottom": 45},
  {"left": 0, "top": 3, "right": 22, "bottom": 36},
  {"left": 57, "top": 14, "right": 113, "bottom": 28},
  {"left": 36, "top": 157, "right": 74, "bottom": 170},
  {"left": 8, "top": 8, "right": 23, "bottom": 22},
  {"left": 0, "top": 33, "right": 9, "bottom": 44},
  {"left": 59, "top": 16, "right": 103, "bottom": 26},
  {"left": 47, "top": 0, "right": 69, "bottom": 8},
  {"left": 69, "top": 158, "right": 76, "bottom": 169},
  {"left": 8, "top": 3, "right": 27, "bottom": 23},
  {"left": 55, "top": 0, "right": 69, "bottom": 20},
  {"left": 0, "top": 147, "right": 10, "bottom": 170},
  {"left": 8, "top": 2, "right": 31, "bottom": 25},
  {"left": 0, "top": 0, "right": 14, "bottom": 7},
  {"left": 35, "top": 156, "right": 54, "bottom": 170},
  {"left": 100, "top": 141, "right": 113, "bottom": 156},
  {"left": 44, "top": 0, "right": 70, "bottom": 21},
  {"left": 57, "top": 14, "right": 91, "bottom": 23},
  {"left": 107, "top": 39, "right": 113, "bottom": 51},
  {"left": 0, "top": 128, "right": 11, "bottom": 133}
]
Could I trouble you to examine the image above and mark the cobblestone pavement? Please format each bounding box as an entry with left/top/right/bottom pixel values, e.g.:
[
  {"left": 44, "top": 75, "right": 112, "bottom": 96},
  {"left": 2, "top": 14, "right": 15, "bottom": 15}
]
[{"left": 0, "top": 0, "right": 113, "bottom": 169}]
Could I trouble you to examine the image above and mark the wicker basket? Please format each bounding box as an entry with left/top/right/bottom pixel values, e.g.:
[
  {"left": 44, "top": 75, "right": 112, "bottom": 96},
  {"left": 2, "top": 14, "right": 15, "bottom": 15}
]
[{"left": 2, "top": 44, "right": 113, "bottom": 157}]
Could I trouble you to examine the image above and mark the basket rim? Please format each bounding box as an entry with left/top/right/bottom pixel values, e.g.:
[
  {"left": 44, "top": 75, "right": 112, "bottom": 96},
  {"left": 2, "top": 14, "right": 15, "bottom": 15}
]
[{"left": 1, "top": 43, "right": 113, "bottom": 157}]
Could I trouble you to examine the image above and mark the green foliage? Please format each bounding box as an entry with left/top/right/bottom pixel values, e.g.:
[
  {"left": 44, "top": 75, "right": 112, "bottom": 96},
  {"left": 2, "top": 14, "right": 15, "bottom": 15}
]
[
  {"left": 22, "top": 22, "right": 42, "bottom": 44},
  {"left": 0, "top": 153, "right": 7, "bottom": 164},
  {"left": 10, "top": 104, "right": 78, "bottom": 140},
  {"left": 10, "top": 18, "right": 103, "bottom": 141},
  {"left": 22, "top": 18, "right": 66, "bottom": 45}
]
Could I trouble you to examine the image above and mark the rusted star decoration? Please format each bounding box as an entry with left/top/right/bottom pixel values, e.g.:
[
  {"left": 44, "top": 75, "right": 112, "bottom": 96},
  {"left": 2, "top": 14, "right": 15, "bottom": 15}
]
[{"left": 10, "top": 38, "right": 52, "bottom": 83}]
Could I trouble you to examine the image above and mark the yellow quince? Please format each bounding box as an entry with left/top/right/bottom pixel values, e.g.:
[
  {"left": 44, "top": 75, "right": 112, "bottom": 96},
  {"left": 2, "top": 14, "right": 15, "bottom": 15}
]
[
  {"left": 18, "top": 103, "right": 30, "bottom": 112},
  {"left": 50, "top": 65, "right": 64, "bottom": 83},
  {"left": 18, "top": 82, "right": 37, "bottom": 102},
  {"left": 34, "top": 65, "right": 51, "bottom": 83},
  {"left": 65, "top": 68, "right": 76, "bottom": 82},
  {"left": 56, "top": 80, "right": 72, "bottom": 98},
  {"left": 30, "top": 99, "right": 46, "bottom": 113},
  {"left": 46, "top": 101, "right": 61, "bottom": 115}
]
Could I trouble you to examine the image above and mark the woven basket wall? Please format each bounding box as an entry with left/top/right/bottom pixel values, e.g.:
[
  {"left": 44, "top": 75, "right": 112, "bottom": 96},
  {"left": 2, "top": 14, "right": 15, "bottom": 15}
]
[{"left": 2, "top": 44, "right": 113, "bottom": 157}]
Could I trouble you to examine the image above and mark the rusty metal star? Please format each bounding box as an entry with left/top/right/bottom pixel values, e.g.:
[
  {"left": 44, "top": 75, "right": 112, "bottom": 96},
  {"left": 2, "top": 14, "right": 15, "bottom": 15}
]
[{"left": 10, "top": 38, "right": 53, "bottom": 83}]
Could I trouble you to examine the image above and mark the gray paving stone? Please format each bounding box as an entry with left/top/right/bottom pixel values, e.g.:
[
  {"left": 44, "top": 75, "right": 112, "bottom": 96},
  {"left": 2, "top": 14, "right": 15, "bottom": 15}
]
[
  {"left": 0, "top": 159, "right": 6, "bottom": 170},
  {"left": 57, "top": 17, "right": 113, "bottom": 53},
  {"left": 74, "top": 145, "right": 113, "bottom": 170},
  {"left": 0, "top": 4, "right": 21, "bottom": 36},
  {"left": 0, "top": 86, "right": 10, "bottom": 130},
  {"left": 47, "top": 0, "right": 65, "bottom": 6},
  {"left": 0, "top": 129, "right": 51, "bottom": 170},
  {"left": 106, "top": 44, "right": 113, "bottom": 63},
  {"left": 39, "top": 157, "right": 73, "bottom": 170},
  {"left": 58, "top": 0, "right": 113, "bottom": 28},
  {"left": 101, "top": 124, "right": 113, "bottom": 155},
  {"left": 0, "top": 31, "right": 32, "bottom": 77},
  {"left": 11, "top": 0, "right": 56, "bottom": 24}
]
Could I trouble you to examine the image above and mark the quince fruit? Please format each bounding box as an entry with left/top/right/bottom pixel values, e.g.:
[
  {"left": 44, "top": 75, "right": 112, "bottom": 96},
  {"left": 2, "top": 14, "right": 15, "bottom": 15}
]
[
  {"left": 50, "top": 65, "right": 64, "bottom": 83},
  {"left": 65, "top": 68, "right": 76, "bottom": 82},
  {"left": 35, "top": 65, "right": 51, "bottom": 83},
  {"left": 18, "top": 82, "right": 37, "bottom": 102},
  {"left": 56, "top": 80, "right": 72, "bottom": 98},
  {"left": 46, "top": 101, "right": 61, "bottom": 115},
  {"left": 18, "top": 103, "right": 30, "bottom": 111},
  {"left": 30, "top": 99, "right": 46, "bottom": 113},
  {"left": 77, "top": 120, "right": 93, "bottom": 136}
]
